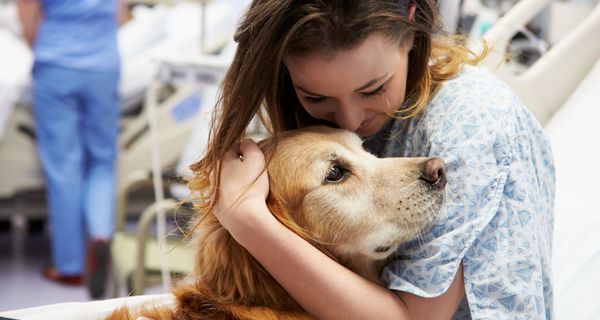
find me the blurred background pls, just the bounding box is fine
[0,0,599,318]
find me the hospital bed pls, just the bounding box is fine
[2,0,600,317]
[110,37,271,298]
[110,54,232,297]
[0,2,36,201]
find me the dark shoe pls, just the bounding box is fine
[41,266,83,286]
[87,239,110,299]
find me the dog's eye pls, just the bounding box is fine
[325,165,345,183]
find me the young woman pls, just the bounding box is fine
[194,0,555,319]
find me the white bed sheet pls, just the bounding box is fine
[545,58,600,320]
[0,294,173,320]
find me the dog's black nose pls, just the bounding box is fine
[421,158,446,189]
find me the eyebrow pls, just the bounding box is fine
[296,73,390,97]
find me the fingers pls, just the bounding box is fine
[223,138,261,158]
[211,137,270,226]
[239,138,264,164]
[219,138,266,178]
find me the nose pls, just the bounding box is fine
[333,102,363,132]
[420,158,446,189]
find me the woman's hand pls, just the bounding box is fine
[214,138,272,237]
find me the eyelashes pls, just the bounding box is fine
[363,82,387,99]
[302,82,388,104]
[304,96,326,104]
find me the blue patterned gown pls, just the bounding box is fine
[363,65,555,319]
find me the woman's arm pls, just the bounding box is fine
[216,139,465,320]
[16,0,42,48]
[234,205,465,320]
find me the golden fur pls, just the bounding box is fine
[106,126,445,319]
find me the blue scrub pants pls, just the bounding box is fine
[32,63,120,275]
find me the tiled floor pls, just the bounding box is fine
[0,183,174,311]
[0,223,95,311]
[0,195,169,313]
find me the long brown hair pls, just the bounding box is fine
[190,0,484,206]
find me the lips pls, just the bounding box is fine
[357,116,375,133]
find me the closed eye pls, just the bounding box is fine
[361,82,387,99]
[302,79,388,104]
[304,96,326,104]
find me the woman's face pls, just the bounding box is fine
[285,32,412,137]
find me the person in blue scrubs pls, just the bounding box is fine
[17,0,126,299]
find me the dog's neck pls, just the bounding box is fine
[336,252,388,284]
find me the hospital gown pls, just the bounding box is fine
[363,65,555,319]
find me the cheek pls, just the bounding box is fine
[378,80,408,113]
[385,92,405,113]
[362,91,406,116]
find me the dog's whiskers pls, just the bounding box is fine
[412,214,425,249]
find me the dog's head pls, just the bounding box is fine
[175,125,447,314]
[265,126,446,262]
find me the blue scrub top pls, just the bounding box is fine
[34,0,120,71]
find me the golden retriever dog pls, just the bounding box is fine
[107,125,446,320]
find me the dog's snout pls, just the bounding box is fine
[420,158,446,189]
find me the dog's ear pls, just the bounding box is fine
[265,189,292,224]
[257,136,276,161]
[265,190,339,263]
[266,190,307,238]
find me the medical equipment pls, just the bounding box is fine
[112,0,251,297]
[111,55,231,296]
[110,29,271,295]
